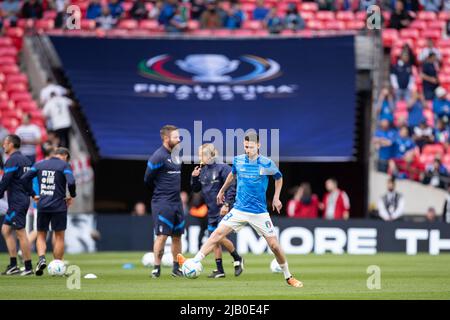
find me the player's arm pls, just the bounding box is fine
[64,164,77,198]
[20,166,38,197]
[191,166,202,192]
[217,172,235,205]
[272,161,283,214]
[144,154,164,188]
[222,165,236,206]
[0,160,19,198]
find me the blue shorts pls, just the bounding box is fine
[152,202,185,236]
[37,211,67,232]
[2,209,27,230]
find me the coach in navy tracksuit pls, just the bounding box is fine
[21,147,76,276]
[191,144,243,278]
[0,135,34,275]
[144,125,184,278]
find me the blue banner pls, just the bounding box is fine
[51,36,356,161]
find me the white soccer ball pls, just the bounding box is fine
[181,259,203,279]
[162,253,173,267]
[270,258,282,273]
[142,252,155,268]
[47,259,66,276]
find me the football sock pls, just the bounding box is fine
[215,259,224,273]
[173,262,180,272]
[194,251,205,262]
[24,260,32,271]
[154,265,161,271]
[230,250,241,261]
[10,257,17,267]
[279,262,292,280]
[39,255,46,261]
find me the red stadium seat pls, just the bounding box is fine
[280,29,295,36]
[0,56,16,65]
[6,73,28,85]
[242,20,262,30]
[382,29,398,47]
[122,1,134,12]
[306,20,324,30]
[355,11,367,21]
[0,65,19,75]
[396,100,408,112]
[438,11,450,21]
[16,100,38,112]
[336,11,355,21]
[35,19,55,31]
[315,11,335,21]
[16,19,35,29]
[80,19,96,30]
[212,29,233,37]
[0,46,18,57]
[190,29,213,36]
[438,39,450,48]
[118,19,138,30]
[324,21,345,30]
[420,153,436,166]
[421,29,442,41]
[345,20,365,30]
[139,20,160,30]
[427,20,445,30]
[4,83,27,93]
[423,144,445,156]
[300,2,318,12]
[423,109,434,127]
[399,28,420,40]
[187,20,200,30]
[0,37,13,47]
[5,27,24,38]
[394,110,408,126]
[9,91,32,103]
[409,19,427,30]
[43,11,58,20]
[417,11,437,21]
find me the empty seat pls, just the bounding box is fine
[417,11,437,21]
[423,144,445,156]
[315,11,335,21]
[118,19,139,30]
[300,2,318,12]
[400,28,420,39]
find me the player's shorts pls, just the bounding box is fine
[219,208,276,238]
[37,211,67,232]
[207,215,222,236]
[152,202,185,236]
[2,208,27,230]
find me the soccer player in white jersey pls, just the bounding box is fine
[178,133,303,287]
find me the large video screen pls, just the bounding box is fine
[51,36,356,161]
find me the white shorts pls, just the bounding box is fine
[219,208,276,238]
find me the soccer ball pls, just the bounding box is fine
[142,252,155,268]
[181,259,203,279]
[270,258,282,273]
[47,260,66,276]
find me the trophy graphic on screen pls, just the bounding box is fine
[176,54,240,83]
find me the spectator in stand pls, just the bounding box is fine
[165,5,188,32]
[190,0,206,20]
[46,130,60,149]
[0,125,9,169]
[394,125,416,160]
[433,86,450,125]
[86,0,102,20]
[96,6,117,30]
[132,202,147,216]
[200,0,222,29]
[52,0,70,29]
[149,0,163,19]
[158,0,177,26]
[425,207,437,222]
[442,185,450,223]
[320,178,350,220]
[317,0,336,11]
[423,158,448,188]
[376,86,395,124]
[389,0,413,30]
[403,0,420,11]
[284,3,305,31]
[419,38,442,64]
[130,0,148,20]
[224,3,245,30]
[377,177,405,221]
[419,0,442,11]
[421,53,440,100]
[412,120,434,151]
[108,0,124,19]
[1,0,21,27]
[401,43,417,67]
[434,118,449,145]
[265,7,284,34]
[252,0,269,21]
[21,0,43,19]
[407,91,426,132]
[390,51,414,102]
[359,0,378,10]
[287,183,319,219]
[15,113,42,164]
[374,119,398,172]
[43,92,73,149]
[39,78,68,106]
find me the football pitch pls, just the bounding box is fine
[0,252,449,300]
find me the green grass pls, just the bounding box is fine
[1,252,450,300]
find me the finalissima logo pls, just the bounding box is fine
[138,54,282,84]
